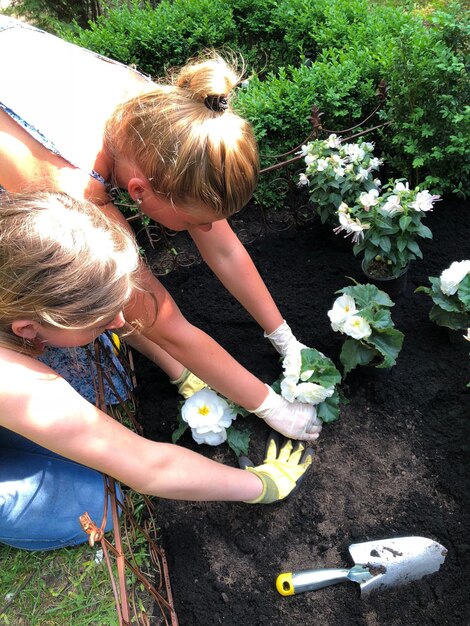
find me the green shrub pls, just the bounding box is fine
[376,6,470,196]
[48,0,470,203]
[63,0,237,76]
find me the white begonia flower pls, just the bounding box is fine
[298,173,309,186]
[181,388,237,446]
[369,157,383,170]
[280,376,299,403]
[330,154,345,166]
[334,213,370,243]
[294,383,335,405]
[393,181,409,193]
[304,154,316,166]
[440,260,470,296]
[282,348,302,379]
[300,369,314,381]
[344,163,354,174]
[363,141,374,151]
[328,294,357,332]
[344,144,366,163]
[381,195,403,216]
[359,189,379,209]
[192,429,227,446]
[334,167,346,178]
[355,167,370,182]
[409,190,440,212]
[316,158,329,172]
[327,134,342,149]
[343,315,372,340]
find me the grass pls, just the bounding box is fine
[0,542,119,625]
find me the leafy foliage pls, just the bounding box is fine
[331,284,404,376]
[416,264,470,330]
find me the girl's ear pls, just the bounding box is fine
[11,320,41,340]
[127,177,148,203]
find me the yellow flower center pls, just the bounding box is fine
[198,405,210,416]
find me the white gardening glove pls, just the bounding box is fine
[264,320,307,357]
[253,384,322,442]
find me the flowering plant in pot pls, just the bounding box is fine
[173,388,250,456]
[273,347,342,424]
[328,283,404,376]
[335,180,440,281]
[298,134,382,225]
[415,260,470,331]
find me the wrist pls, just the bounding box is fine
[243,468,278,504]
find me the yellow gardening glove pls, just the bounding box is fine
[241,432,314,504]
[170,367,208,399]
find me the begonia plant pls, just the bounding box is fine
[328,283,404,376]
[173,388,250,456]
[298,134,382,225]
[336,180,440,278]
[273,347,342,423]
[416,260,470,330]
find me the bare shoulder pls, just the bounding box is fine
[0,347,85,436]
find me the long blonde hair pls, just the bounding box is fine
[105,52,259,217]
[0,191,140,356]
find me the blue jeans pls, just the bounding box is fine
[0,336,128,551]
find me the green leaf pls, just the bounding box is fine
[171,419,188,444]
[399,215,412,231]
[226,425,251,457]
[337,283,393,308]
[365,328,404,368]
[300,348,342,388]
[457,274,470,309]
[317,391,341,423]
[429,305,469,330]
[406,240,422,258]
[340,339,377,376]
[361,307,393,330]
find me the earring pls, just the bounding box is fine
[136,198,143,206]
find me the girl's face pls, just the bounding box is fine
[141,193,221,232]
[34,311,126,351]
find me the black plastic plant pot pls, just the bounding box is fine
[361,259,409,299]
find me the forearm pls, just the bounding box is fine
[124,271,267,410]
[128,441,263,501]
[120,323,184,380]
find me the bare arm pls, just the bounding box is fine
[0,352,263,502]
[190,220,284,334]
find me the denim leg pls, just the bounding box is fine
[0,428,116,551]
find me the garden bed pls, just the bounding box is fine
[134,197,469,626]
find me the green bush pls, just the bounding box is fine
[48,0,470,203]
[62,0,237,76]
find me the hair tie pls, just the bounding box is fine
[204,95,229,113]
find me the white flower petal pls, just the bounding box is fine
[295,382,334,405]
[343,315,372,339]
[440,260,470,295]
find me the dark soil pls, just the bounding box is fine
[133,197,470,626]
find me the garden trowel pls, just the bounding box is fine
[276,536,447,597]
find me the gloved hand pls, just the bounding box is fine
[264,320,307,357]
[240,432,314,504]
[170,367,208,399]
[253,384,322,441]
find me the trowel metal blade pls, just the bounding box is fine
[348,536,447,595]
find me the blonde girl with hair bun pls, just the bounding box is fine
[0,191,313,551]
[0,16,321,443]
